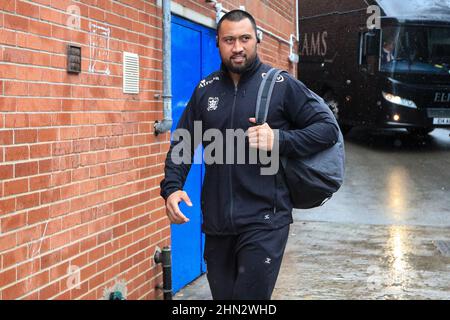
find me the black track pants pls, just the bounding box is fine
[203,225,290,300]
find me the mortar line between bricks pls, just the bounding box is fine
[0,163,165,189]
[0,152,165,182]
[0,77,163,90]
[0,164,164,224]
[0,96,161,102]
[0,111,163,116]
[0,109,162,112]
[0,70,163,81]
[0,58,163,73]
[0,126,160,136]
[1,144,165,161]
[0,49,163,70]
[0,78,163,90]
[0,39,163,62]
[0,132,164,149]
[0,171,166,223]
[5,0,164,35]
[20,0,164,23]
[1,14,164,51]
[0,142,167,165]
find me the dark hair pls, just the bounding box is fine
[217,10,259,41]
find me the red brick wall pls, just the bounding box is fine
[0,0,297,300]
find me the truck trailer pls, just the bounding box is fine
[297,0,450,136]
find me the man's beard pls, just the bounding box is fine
[222,51,257,74]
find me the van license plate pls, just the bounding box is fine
[433,118,450,125]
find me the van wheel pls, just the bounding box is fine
[407,127,433,136]
[323,91,353,135]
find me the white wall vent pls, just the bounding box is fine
[123,52,139,94]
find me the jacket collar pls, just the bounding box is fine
[220,55,263,85]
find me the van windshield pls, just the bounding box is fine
[380,25,450,76]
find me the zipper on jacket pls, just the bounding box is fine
[229,85,238,233]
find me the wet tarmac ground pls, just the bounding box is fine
[175,129,450,300]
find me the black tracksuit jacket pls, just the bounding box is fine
[160,56,339,235]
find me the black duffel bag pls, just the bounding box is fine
[255,68,345,209]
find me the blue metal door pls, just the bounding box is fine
[170,15,221,293]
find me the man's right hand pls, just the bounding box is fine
[165,190,192,224]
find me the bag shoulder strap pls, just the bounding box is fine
[255,68,284,125]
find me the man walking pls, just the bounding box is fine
[160,10,339,300]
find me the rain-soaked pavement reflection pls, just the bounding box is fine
[271,222,450,300]
[175,129,450,300]
[387,167,409,217]
[386,226,414,297]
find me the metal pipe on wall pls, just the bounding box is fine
[154,0,173,135]
[154,246,173,300]
[296,0,300,41]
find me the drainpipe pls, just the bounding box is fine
[296,0,299,41]
[154,246,173,300]
[154,0,173,136]
[289,0,300,64]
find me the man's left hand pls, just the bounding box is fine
[248,118,274,151]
